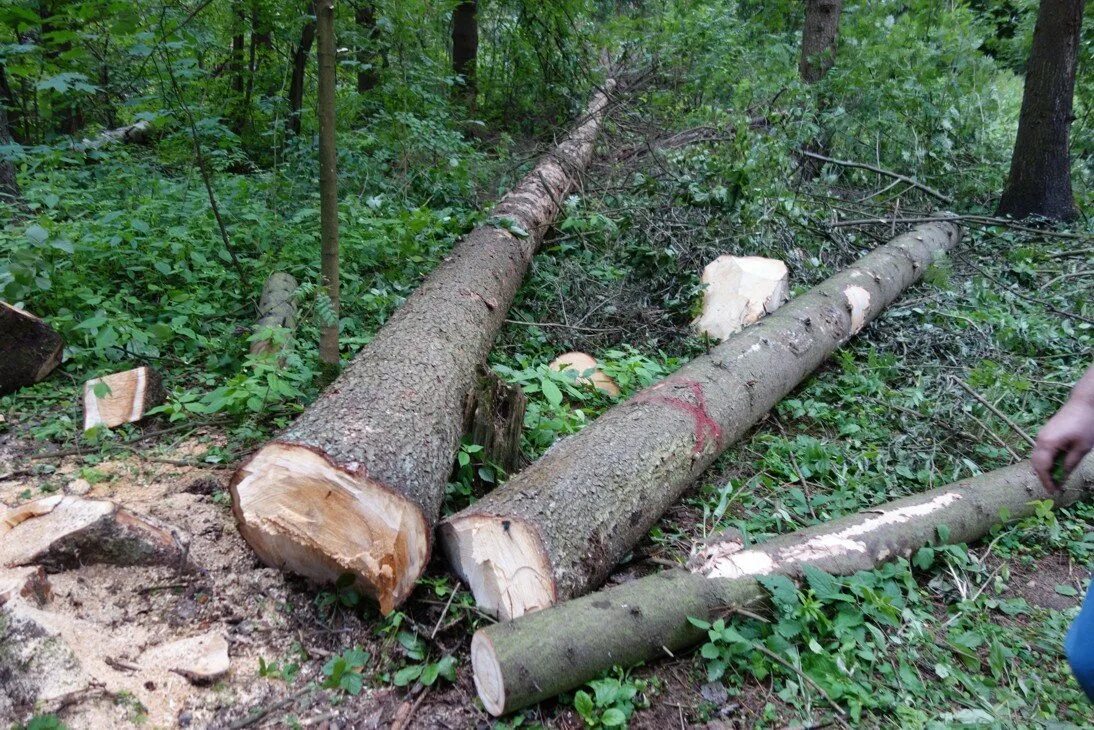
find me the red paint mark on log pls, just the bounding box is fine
[635,379,722,455]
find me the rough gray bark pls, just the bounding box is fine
[798,0,843,179]
[250,272,298,358]
[471,455,1094,715]
[316,0,340,366]
[996,0,1082,221]
[799,0,843,84]
[231,77,617,613]
[71,120,152,152]
[0,302,63,396]
[356,3,379,94]
[441,222,961,620]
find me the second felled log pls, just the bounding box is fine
[441,222,961,620]
[231,76,617,613]
[0,302,63,396]
[249,272,298,358]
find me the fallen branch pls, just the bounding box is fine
[951,376,1035,448]
[829,214,1090,241]
[232,73,618,613]
[470,455,1094,715]
[797,151,953,204]
[441,223,961,620]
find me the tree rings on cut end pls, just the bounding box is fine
[230,443,429,613]
[439,514,555,620]
[471,630,507,716]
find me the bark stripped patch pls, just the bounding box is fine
[635,379,722,455]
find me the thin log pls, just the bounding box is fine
[471,455,1094,715]
[250,272,298,358]
[798,150,953,204]
[441,222,961,620]
[231,75,617,613]
[0,302,63,396]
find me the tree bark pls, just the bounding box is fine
[0,99,19,203]
[0,302,63,396]
[287,16,317,136]
[231,76,617,613]
[452,1,478,103]
[798,0,843,180]
[356,3,379,94]
[441,222,961,621]
[250,272,298,358]
[996,0,1082,222]
[229,1,247,135]
[471,455,1094,716]
[316,0,340,366]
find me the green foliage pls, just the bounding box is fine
[321,646,371,695]
[391,631,457,688]
[571,669,653,728]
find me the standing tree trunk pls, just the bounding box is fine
[287,16,317,136]
[798,0,843,180]
[470,455,1094,716]
[996,0,1082,222]
[452,1,478,103]
[229,1,247,135]
[356,3,379,94]
[231,77,617,614]
[441,222,961,621]
[0,100,20,204]
[316,0,340,366]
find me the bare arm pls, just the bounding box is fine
[1032,366,1094,493]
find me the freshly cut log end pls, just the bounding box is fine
[0,494,188,571]
[230,443,430,613]
[694,255,789,341]
[471,632,506,716]
[440,514,554,620]
[83,366,165,431]
[0,302,64,396]
[548,352,620,397]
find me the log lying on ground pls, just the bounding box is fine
[441,222,961,620]
[0,302,63,396]
[472,455,1094,715]
[82,366,165,431]
[249,272,298,358]
[0,495,189,571]
[72,120,153,152]
[231,76,617,613]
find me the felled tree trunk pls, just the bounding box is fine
[441,222,961,621]
[232,75,617,613]
[471,455,1094,715]
[71,121,153,153]
[0,302,63,396]
[250,272,298,358]
[996,0,1082,221]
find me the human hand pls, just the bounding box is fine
[1032,399,1094,494]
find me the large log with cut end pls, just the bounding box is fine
[0,302,63,396]
[471,455,1094,715]
[440,222,961,621]
[231,78,617,613]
